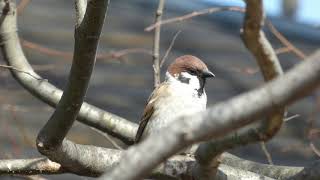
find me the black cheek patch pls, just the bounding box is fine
[178,74,190,84]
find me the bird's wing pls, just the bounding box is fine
[134,82,169,143]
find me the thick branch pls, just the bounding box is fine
[37,0,109,149]
[0,158,64,175]
[0,152,279,179]
[0,0,137,145]
[290,160,320,180]
[242,0,285,146]
[152,0,165,88]
[0,146,317,179]
[242,0,283,80]
[194,0,285,178]
[220,152,320,179]
[0,0,135,177]
[221,153,302,179]
[35,0,111,163]
[40,140,123,176]
[100,50,320,179]
[75,0,86,27]
[153,156,275,180]
[25,1,130,176]
[0,143,122,177]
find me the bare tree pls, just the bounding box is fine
[1,0,320,179]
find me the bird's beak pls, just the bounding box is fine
[202,69,215,78]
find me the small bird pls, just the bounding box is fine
[135,55,214,146]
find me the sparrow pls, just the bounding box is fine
[135,55,214,146]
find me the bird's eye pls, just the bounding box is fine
[188,69,197,75]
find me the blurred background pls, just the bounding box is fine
[0,0,320,179]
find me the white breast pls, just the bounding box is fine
[142,72,207,139]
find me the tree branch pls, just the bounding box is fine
[21,39,152,61]
[152,0,165,88]
[222,152,320,179]
[145,5,305,62]
[75,0,86,27]
[1,1,319,179]
[0,64,44,80]
[34,0,112,165]
[160,30,181,67]
[221,153,301,179]
[266,21,306,60]
[0,158,64,175]
[145,6,244,32]
[16,0,31,15]
[242,0,285,145]
[260,141,274,165]
[0,144,123,177]
[0,1,137,177]
[0,0,137,145]
[100,48,320,179]
[194,0,285,178]
[2,150,320,179]
[36,0,109,149]
[21,0,134,176]
[0,152,278,179]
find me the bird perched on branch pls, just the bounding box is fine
[135,55,214,151]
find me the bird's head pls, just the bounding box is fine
[167,55,214,96]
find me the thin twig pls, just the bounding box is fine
[9,105,34,147]
[160,30,181,67]
[145,5,305,62]
[310,142,320,157]
[0,111,20,156]
[305,92,320,138]
[152,0,166,88]
[260,142,274,165]
[99,48,152,60]
[89,127,123,150]
[284,114,300,122]
[275,47,291,54]
[230,66,259,75]
[16,0,31,15]
[0,64,44,81]
[21,39,72,59]
[32,64,56,71]
[307,93,320,157]
[22,39,152,61]
[145,6,244,32]
[266,21,306,60]
[309,129,320,139]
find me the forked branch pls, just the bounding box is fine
[0,0,137,145]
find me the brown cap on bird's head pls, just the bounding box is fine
[167,55,215,78]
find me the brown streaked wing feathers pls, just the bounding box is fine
[134,82,169,143]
